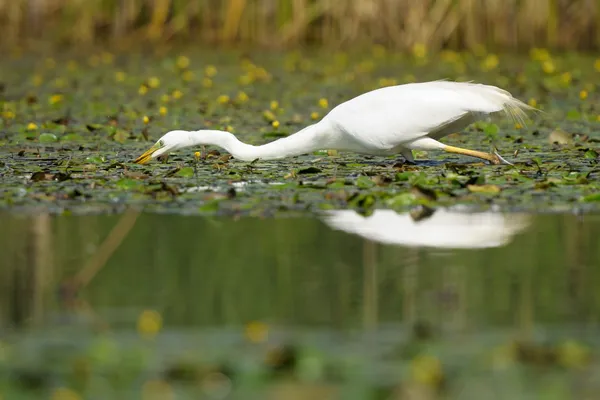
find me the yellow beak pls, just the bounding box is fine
[133,143,161,164]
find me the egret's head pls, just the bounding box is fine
[133,130,190,164]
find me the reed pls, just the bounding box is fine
[0,0,598,50]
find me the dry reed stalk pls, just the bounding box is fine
[0,0,598,50]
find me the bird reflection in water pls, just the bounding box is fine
[321,207,530,249]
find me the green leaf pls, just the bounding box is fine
[115,178,143,190]
[386,192,417,207]
[113,129,129,144]
[86,156,105,164]
[581,193,600,202]
[63,133,84,141]
[175,167,195,178]
[39,133,58,143]
[356,176,375,189]
[394,172,413,182]
[566,109,581,120]
[483,123,499,137]
[584,150,598,159]
[199,199,221,212]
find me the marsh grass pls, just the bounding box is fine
[0,0,599,50]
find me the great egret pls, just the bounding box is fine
[321,208,530,249]
[134,81,533,165]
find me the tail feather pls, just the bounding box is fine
[486,84,538,127]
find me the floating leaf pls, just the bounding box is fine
[387,192,417,207]
[581,193,600,202]
[39,133,58,143]
[356,176,376,189]
[467,184,501,194]
[175,167,195,178]
[584,149,598,159]
[86,156,105,164]
[115,178,143,190]
[549,130,572,145]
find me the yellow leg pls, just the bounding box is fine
[443,145,511,165]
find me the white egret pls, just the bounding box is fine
[134,80,533,165]
[321,208,530,249]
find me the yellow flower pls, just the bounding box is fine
[115,71,126,82]
[528,98,538,108]
[412,43,427,59]
[217,95,230,105]
[172,90,183,100]
[238,74,253,86]
[50,387,80,400]
[270,100,279,110]
[481,54,499,71]
[194,151,201,160]
[139,85,148,95]
[176,55,190,69]
[159,106,167,116]
[542,60,555,74]
[182,71,195,81]
[244,321,268,343]
[205,65,217,77]
[560,72,572,85]
[137,310,162,338]
[311,112,320,120]
[530,48,551,62]
[226,125,234,132]
[2,111,15,119]
[202,78,213,88]
[514,123,522,130]
[49,94,64,105]
[263,110,276,121]
[318,98,328,108]
[272,120,280,128]
[237,91,249,103]
[143,116,150,124]
[148,77,160,88]
[27,122,38,130]
[580,90,588,100]
[595,59,600,72]
[411,355,443,386]
[378,78,397,87]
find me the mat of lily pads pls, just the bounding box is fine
[1,49,599,216]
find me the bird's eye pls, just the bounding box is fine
[158,140,164,147]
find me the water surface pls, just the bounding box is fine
[1,210,600,398]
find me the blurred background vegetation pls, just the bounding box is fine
[0,0,599,50]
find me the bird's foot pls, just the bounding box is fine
[490,150,513,166]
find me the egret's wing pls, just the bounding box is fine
[327,81,531,150]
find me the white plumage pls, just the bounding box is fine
[134,80,533,165]
[321,209,531,249]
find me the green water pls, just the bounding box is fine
[1,210,600,398]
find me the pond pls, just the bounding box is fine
[1,209,600,399]
[1,50,599,216]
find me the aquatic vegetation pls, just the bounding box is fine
[0,49,599,216]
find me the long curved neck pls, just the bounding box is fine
[189,121,334,162]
